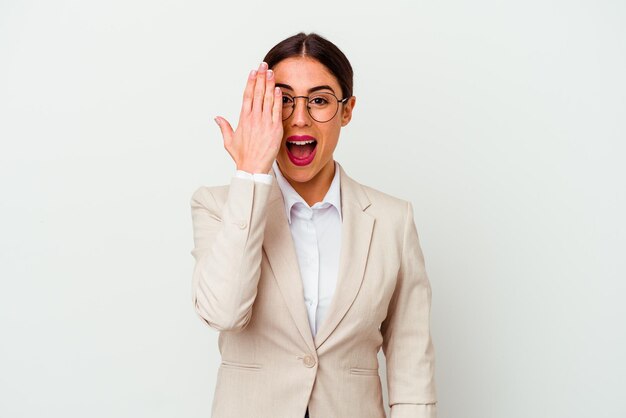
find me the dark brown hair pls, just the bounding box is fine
[263,32,354,99]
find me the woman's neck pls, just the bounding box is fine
[284,160,336,207]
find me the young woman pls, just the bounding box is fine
[190,32,437,418]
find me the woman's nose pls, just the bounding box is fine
[290,98,312,127]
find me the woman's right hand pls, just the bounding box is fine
[214,62,283,174]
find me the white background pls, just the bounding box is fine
[1,0,625,417]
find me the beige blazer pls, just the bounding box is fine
[190,162,437,418]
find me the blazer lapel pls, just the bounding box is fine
[263,170,316,354]
[313,163,374,349]
[262,163,375,353]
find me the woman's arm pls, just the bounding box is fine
[190,177,272,332]
[381,201,438,418]
[190,62,282,332]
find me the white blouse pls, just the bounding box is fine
[234,159,342,337]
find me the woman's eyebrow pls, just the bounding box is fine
[275,83,336,94]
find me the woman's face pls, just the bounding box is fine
[272,56,356,185]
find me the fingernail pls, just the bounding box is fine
[266,69,273,79]
[214,117,220,126]
[249,69,257,78]
[259,62,268,70]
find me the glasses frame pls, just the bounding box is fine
[281,91,350,123]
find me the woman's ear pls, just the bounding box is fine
[341,96,356,126]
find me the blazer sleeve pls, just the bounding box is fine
[190,176,273,332]
[380,201,438,418]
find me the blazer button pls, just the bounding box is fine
[303,354,316,368]
[238,221,247,229]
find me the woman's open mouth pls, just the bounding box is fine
[286,135,317,166]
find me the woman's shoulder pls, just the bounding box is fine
[354,180,413,222]
[360,182,409,206]
[339,163,410,211]
[190,184,230,209]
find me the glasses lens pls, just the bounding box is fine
[308,93,338,122]
[281,93,339,122]
[282,95,294,120]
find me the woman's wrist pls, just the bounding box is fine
[236,164,271,175]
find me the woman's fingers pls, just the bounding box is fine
[252,62,268,116]
[263,69,275,115]
[215,62,282,174]
[241,62,279,122]
[271,87,282,125]
[214,116,234,150]
[240,69,257,118]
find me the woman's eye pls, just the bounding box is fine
[282,96,294,105]
[311,97,329,105]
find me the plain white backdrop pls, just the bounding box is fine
[1,0,625,417]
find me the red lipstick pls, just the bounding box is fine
[285,135,318,166]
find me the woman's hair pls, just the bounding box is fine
[263,32,354,99]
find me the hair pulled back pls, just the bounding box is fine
[263,32,354,99]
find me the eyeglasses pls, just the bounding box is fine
[281,91,349,123]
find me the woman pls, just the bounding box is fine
[190,32,437,418]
